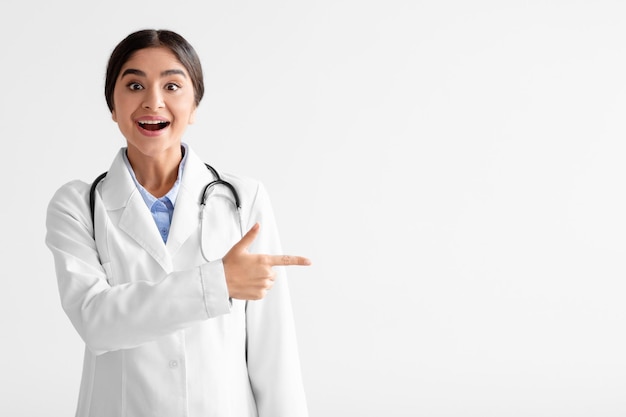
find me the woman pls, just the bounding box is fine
[45,29,310,417]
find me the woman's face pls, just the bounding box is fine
[111,46,197,160]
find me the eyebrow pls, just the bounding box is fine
[121,68,187,78]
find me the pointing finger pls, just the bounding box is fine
[269,255,312,266]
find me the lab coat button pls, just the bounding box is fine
[169,360,178,368]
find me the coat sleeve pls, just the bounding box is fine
[244,182,309,417]
[45,181,231,355]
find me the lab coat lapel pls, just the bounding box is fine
[118,192,173,271]
[101,150,173,272]
[165,148,214,256]
[165,186,196,256]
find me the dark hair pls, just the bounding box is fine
[104,29,204,112]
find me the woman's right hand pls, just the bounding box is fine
[222,223,311,300]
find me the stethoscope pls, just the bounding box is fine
[89,163,244,262]
[198,163,244,262]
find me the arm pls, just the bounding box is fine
[45,181,230,355]
[243,183,309,417]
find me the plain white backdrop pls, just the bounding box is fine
[2,0,626,416]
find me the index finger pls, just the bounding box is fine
[269,255,312,266]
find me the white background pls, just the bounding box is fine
[2,1,626,416]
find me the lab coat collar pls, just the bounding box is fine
[100,146,216,271]
[166,147,216,256]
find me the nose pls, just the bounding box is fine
[142,87,165,110]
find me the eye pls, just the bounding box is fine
[165,83,181,91]
[127,82,143,91]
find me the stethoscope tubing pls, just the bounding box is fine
[90,163,243,256]
[199,178,244,262]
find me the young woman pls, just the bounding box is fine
[46,29,310,417]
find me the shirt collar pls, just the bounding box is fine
[122,142,189,208]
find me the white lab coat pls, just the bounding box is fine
[45,146,308,417]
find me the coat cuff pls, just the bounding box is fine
[199,260,231,318]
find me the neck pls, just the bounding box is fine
[126,145,183,197]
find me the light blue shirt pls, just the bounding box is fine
[122,143,189,243]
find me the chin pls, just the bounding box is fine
[128,137,181,157]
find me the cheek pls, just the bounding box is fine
[112,88,136,115]
[171,100,197,124]
[112,99,134,124]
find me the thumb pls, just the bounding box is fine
[231,222,260,253]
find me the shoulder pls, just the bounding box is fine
[185,146,273,207]
[48,180,91,210]
[46,180,92,229]
[219,171,272,205]
[220,171,262,193]
[48,149,122,215]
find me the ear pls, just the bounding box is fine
[188,107,197,125]
[111,109,117,123]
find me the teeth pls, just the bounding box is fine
[139,120,167,124]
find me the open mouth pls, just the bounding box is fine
[138,120,171,131]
